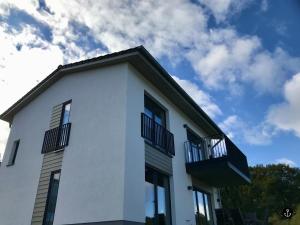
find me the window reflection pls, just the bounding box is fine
[145,167,171,225]
[144,95,166,127]
[62,103,71,125]
[197,191,206,225]
[145,181,155,225]
[193,189,214,225]
[204,194,211,223]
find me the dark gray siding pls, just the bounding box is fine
[31,104,64,225]
[145,143,172,175]
[49,104,63,129]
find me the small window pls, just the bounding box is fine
[7,140,20,166]
[61,101,71,126]
[43,170,61,225]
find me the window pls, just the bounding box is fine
[193,189,214,225]
[42,100,72,153]
[144,95,166,127]
[7,140,20,166]
[145,167,171,225]
[43,170,61,225]
[58,101,71,147]
[60,101,71,126]
[186,130,206,162]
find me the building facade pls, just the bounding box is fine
[0,46,250,225]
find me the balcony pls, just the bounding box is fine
[141,113,175,156]
[41,123,72,153]
[185,136,250,187]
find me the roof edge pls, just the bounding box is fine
[0,45,223,136]
[0,46,143,122]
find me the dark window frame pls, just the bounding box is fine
[43,170,61,225]
[55,99,72,151]
[185,126,207,162]
[143,94,175,156]
[145,166,172,225]
[7,139,20,166]
[144,94,167,128]
[193,187,214,225]
[59,100,72,127]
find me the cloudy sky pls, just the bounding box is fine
[0,0,300,167]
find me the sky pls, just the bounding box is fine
[0,0,300,167]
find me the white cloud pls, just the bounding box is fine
[275,158,297,167]
[201,0,252,22]
[1,0,299,97]
[171,76,222,118]
[219,115,275,145]
[0,0,300,149]
[0,25,64,112]
[186,29,300,95]
[45,0,207,58]
[0,24,64,160]
[267,73,300,137]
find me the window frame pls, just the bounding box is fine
[144,94,167,128]
[59,100,72,127]
[193,187,214,225]
[7,139,20,166]
[186,128,206,162]
[145,166,172,225]
[42,170,61,225]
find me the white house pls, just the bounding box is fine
[0,46,250,225]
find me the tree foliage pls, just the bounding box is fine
[221,164,300,222]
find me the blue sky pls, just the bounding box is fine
[0,0,299,167]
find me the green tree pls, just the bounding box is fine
[221,164,300,223]
[269,205,300,225]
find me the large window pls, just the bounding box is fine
[143,95,175,155]
[145,167,171,225]
[144,95,166,127]
[7,140,20,166]
[193,189,214,225]
[43,170,61,225]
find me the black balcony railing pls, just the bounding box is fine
[141,113,175,156]
[184,141,206,163]
[185,135,250,178]
[225,136,250,178]
[185,138,227,163]
[41,123,71,153]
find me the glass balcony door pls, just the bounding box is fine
[145,167,171,225]
[193,189,214,225]
[187,130,206,162]
[58,101,71,147]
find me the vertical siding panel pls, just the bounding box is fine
[31,104,64,225]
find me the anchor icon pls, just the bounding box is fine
[281,207,294,219]
[284,209,292,218]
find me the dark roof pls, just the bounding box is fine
[0,46,223,135]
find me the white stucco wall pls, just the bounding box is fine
[0,63,129,225]
[0,81,57,225]
[0,62,218,225]
[123,64,217,225]
[53,64,128,225]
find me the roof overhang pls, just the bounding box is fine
[0,46,223,136]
